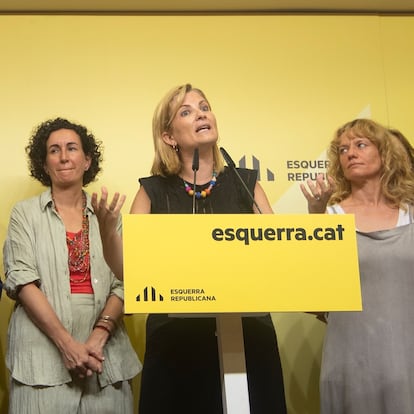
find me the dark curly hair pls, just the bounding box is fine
[25,117,103,187]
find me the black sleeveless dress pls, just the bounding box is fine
[138,167,287,414]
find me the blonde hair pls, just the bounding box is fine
[389,128,414,170]
[327,118,414,208]
[150,83,225,176]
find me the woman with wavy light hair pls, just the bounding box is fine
[301,119,414,414]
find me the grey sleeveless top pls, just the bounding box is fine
[321,206,414,414]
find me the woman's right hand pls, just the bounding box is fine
[300,173,335,214]
[60,337,104,378]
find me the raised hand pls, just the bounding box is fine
[300,173,336,213]
[91,186,126,236]
[91,187,125,279]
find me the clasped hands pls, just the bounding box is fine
[61,324,114,379]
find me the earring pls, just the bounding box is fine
[172,144,179,152]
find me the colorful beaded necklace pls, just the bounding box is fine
[53,192,90,281]
[183,171,217,199]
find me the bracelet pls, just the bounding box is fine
[94,324,112,336]
[99,315,117,325]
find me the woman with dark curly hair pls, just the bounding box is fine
[3,118,141,414]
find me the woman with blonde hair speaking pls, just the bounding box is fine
[94,84,287,414]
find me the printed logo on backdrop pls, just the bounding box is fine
[135,286,216,302]
[239,155,275,181]
[286,159,329,182]
[239,153,329,183]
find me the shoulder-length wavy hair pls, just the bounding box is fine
[327,118,414,208]
[150,83,224,176]
[389,128,414,170]
[25,117,103,187]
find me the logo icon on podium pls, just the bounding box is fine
[136,286,164,302]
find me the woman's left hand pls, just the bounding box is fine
[85,329,108,369]
[91,187,125,279]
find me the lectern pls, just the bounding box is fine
[123,214,361,413]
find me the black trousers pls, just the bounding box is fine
[138,314,287,414]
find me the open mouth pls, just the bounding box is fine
[196,124,211,133]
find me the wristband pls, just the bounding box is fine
[99,315,117,325]
[94,324,112,336]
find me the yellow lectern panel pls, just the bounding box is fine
[122,214,361,313]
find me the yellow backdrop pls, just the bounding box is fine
[1,14,413,413]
